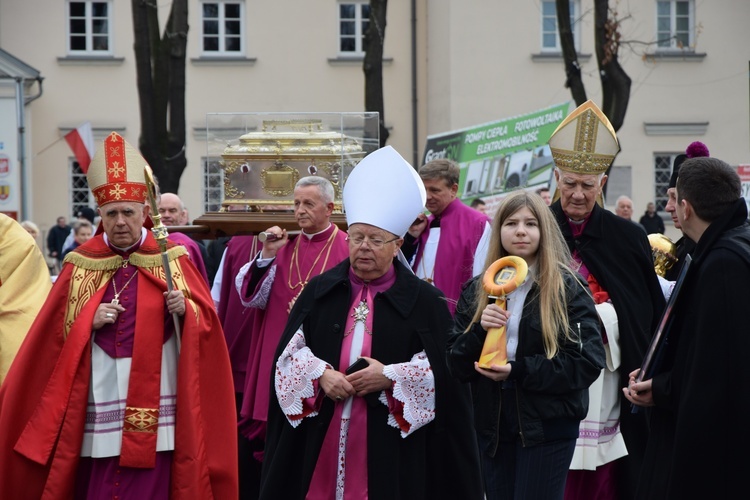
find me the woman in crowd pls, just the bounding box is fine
[447,190,605,500]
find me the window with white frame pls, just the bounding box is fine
[201,1,244,55]
[653,153,677,212]
[67,1,113,55]
[339,2,370,55]
[656,0,693,50]
[70,158,97,216]
[541,0,580,52]
[203,157,224,213]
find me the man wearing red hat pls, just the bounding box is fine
[0,132,237,499]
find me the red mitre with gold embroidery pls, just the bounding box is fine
[87,132,148,206]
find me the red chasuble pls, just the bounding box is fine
[0,232,238,499]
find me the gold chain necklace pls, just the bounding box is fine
[420,254,436,284]
[287,226,339,290]
[286,226,339,313]
[111,268,139,306]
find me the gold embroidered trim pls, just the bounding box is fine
[63,245,189,339]
[123,406,159,433]
[63,245,187,271]
[549,147,615,175]
[64,253,123,271]
[66,266,115,338]
[129,246,187,267]
[149,257,200,326]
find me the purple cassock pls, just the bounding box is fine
[217,235,262,393]
[167,232,209,284]
[411,198,489,315]
[237,224,349,445]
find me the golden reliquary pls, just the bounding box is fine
[648,233,678,277]
[220,119,366,213]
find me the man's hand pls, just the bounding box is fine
[260,225,288,260]
[320,368,356,402]
[165,289,186,316]
[623,368,655,407]
[345,357,391,397]
[92,302,126,330]
[408,214,428,239]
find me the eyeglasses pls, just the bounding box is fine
[346,234,400,249]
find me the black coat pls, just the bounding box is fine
[551,201,666,498]
[638,199,750,499]
[259,259,484,500]
[664,235,696,281]
[447,272,605,455]
[639,212,665,234]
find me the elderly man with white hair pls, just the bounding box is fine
[547,101,665,500]
[259,146,483,500]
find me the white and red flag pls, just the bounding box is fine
[64,122,95,173]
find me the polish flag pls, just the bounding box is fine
[64,122,95,173]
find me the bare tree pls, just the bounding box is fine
[131,0,188,194]
[363,0,389,147]
[556,0,631,131]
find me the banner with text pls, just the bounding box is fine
[421,102,571,215]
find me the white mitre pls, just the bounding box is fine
[343,145,426,237]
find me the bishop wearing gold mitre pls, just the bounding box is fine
[546,101,666,500]
[0,132,237,499]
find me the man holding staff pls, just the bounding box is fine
[0,132,237,498]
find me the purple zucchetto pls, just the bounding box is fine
[669,141,709,188]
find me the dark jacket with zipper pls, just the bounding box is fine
[447,270,605,456]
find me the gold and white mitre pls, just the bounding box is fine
[549,100,620,175]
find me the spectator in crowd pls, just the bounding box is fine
[639,202,665,234]
[61,207,96,256]
[616,195,647,232]
[46,215,71,269]
[20,220,40,241]
[536,186,552,205]
[470,197,488,214]
[60,219,93,260]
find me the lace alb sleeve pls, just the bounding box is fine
[275,329,330,428]
[380,350,435,437]
[235,259,276,309]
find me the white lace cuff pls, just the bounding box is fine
[380,350,435,437]
[236,259,276,309]
[275,330,329,428]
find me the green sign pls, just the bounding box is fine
[421,102,571,212]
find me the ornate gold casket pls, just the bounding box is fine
[220,119,369,212]
[189,112,378,236]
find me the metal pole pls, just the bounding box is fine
[15,77,28,219]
